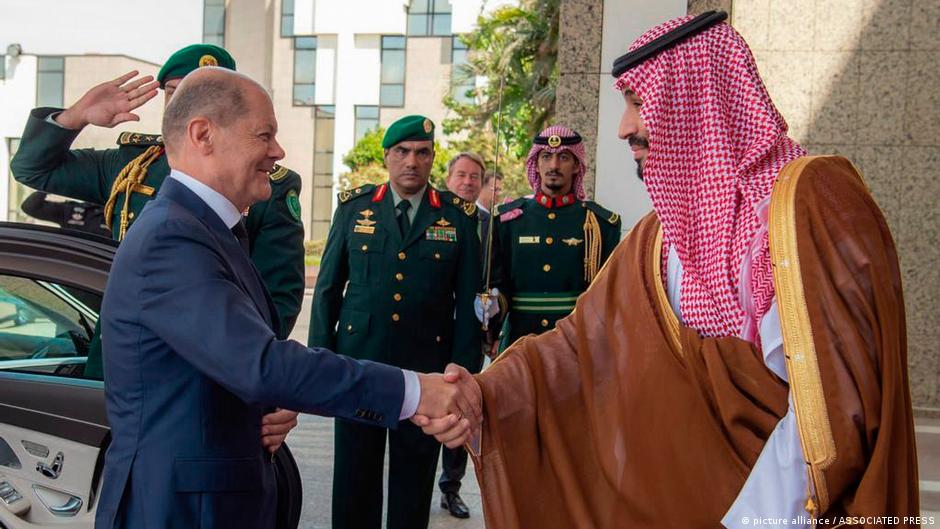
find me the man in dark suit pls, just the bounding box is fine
[97,68,478,529]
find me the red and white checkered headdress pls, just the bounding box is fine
[525,125,587,199]
[614,16,806,342]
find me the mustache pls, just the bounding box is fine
[544,171,563,178]
[628,136,649,149]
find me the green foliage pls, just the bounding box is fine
[342,127,386,172]
[442,0,559,201]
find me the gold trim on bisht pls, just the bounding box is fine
[652,226,682,356]
[105,145,164,240]
[768,155,836,516]
[583,210,602,283]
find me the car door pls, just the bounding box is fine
[0,223,302,529]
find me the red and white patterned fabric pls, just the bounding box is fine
[525,125,587,199]
[614,17,806,342]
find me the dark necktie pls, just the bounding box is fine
[231,220,250,254]
[396,200,411,238]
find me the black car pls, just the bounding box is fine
[0,223,302,528]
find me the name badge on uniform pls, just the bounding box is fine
[426,218,457,242]
[354,209,377,235]
[519,236,540,244]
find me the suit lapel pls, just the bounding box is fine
[159,179,274,327]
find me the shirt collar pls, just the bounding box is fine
[389,184,427,211]
[168,169,243,229]
[534,191,577,209]
[476,201,490,214]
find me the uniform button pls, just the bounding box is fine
[392,313,400,322]
[361,244,368,251]
[398,252,406,260]
[434,252,441,260]
[543,264,551,272]
[346,324,353,331]
[541,319,549,328]
[436,336,442,343]
[395,273,404,281]
[393,293,402,301]
[545,237,554,245]
[128,211,136,219]
[547,212,556,220]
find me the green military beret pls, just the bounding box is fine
[157,44,236,88]
[382,115,435,149]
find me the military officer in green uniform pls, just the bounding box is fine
[478,124,621,348]
[309,115,481,529]
[10,45,306,382]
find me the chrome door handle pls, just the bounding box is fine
[48,495,82,517]
[32,484,83,517]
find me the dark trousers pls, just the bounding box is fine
[332,419,440,529]
[438,445,468,494]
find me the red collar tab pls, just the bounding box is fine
[429,188,441,208]
[372,184,388,203]
[534,192,577,209]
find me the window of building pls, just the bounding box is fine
[312,106,335,239]
[380,36,406,107]
[293,37,317,106]
[451,36,474,104]
[407,0,452,36]
[354,106,380,142]
[281,0,294,37]
[203,0,226,46]
[36,57,64,108]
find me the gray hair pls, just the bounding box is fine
[446,152,486,177]
[161,67,250,151]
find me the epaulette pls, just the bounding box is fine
[495,197,527,223]
[583,201,621,225]
[338,184,376,204]
[440,190,477,217]
[268,163,291,182]
[117,132,163,147]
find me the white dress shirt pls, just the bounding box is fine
[664,244,809,529]
[168,170,421,420]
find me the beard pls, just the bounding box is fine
[628,136,649,182]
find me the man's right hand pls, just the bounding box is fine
[56,70,160,130]
[411,364,483,448]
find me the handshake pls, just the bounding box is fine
[411,364,483,449]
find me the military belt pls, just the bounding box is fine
[510,291,580,314]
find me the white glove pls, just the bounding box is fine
[474,288,501,323]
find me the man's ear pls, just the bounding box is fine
[187,117,213,155]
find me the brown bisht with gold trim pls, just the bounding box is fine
[470,156,918,528]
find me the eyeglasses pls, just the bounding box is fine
[389,146,434,162]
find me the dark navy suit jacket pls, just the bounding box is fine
[96,177,404,529]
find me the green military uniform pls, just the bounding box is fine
[10,109,306,377]
[9,43,305,380]
[492,191,621,347]
[308,180,481,529]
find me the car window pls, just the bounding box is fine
[0,275,99,380]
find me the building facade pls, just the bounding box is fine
[1,0,504,239]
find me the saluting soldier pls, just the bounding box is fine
[10,44,306,380]
[479,125,622,349]
[309,115,482,529]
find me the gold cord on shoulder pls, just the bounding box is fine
[583,210,602,283]
[105,145,164,240]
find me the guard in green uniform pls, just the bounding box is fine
[308,116,481,529]
[479,124,621,348]
[10,44,305,379]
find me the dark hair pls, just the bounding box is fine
[162,73,247,150]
